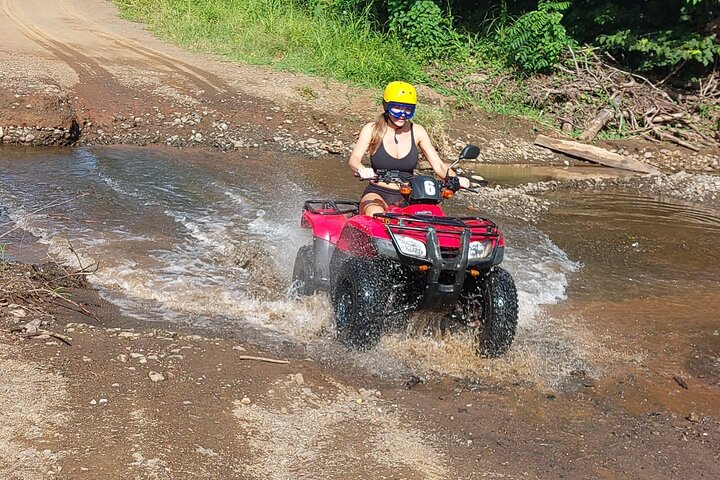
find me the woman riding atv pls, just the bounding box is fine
[348,81,471,216]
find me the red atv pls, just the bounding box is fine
[293,145,518,357]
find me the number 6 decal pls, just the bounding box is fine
[424,180,436,196]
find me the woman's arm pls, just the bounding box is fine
[348,123,374,173]
[415,124,455,178]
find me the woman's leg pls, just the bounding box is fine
[360,192,387,216]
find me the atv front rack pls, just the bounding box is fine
[375,212,500,237]
[303,200,359,216]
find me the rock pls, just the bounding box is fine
[241,396,252,405]
[232,345,246,352]
[293,373,304,385]
[148,371,165,382]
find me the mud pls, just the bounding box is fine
[1,1,719,478]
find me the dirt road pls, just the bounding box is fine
[0,1,718,479]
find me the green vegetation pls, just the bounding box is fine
[0,244,6,263]
[115,0,719,138]
[114,0,423,86]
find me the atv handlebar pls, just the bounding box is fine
[355,169,485,193]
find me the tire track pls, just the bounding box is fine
[52,0,226,95]
[1,0,114,84]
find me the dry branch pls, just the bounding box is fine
[534,135,661,174]
[237,355,290,365]
[579,108,614,141]
[524,50,718,148]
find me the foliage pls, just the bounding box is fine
[115,0,720,142]
[388,0,464,60]
[115,0,424,87]
[598,30,719,72]
[565,0,720,77]
[501,1,571,73]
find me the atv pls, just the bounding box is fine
[293,145,518,357]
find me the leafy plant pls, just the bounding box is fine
[298,85,318,100]
[502,1,571,73]
[388,0,463,60]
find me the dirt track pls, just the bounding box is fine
[1,1,719,479]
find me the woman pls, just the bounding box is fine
[348,81,470,216]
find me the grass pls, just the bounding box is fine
[114,0,423,86]
[113,0,559,135]
[0,244,5,262]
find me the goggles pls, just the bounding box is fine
[385,102,416,120]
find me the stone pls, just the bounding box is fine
[148,371,165,382]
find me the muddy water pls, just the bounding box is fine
[538,190,720,414]
[1,146,718,410]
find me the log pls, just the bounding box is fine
[534,135,661,174]
[579,108,614,141]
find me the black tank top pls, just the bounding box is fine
[370,124,418,174]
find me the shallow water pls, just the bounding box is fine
[1,146,718,406]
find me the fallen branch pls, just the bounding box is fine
[651,128,701,152]
[237,355,290,365]
[534,134,661,174]
[21,329,72,346]
[579,108,614,141]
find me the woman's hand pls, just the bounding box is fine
[357,167,376,180]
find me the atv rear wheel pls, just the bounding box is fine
[459,267,518,357]
[331,258,388,350]
[292,245,316,295]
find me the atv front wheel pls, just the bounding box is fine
[331,258,388,350]
[459,267,518,357]
[292,245,316,295]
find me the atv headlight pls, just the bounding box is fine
[395,235,426,258]
[468,240,493,260]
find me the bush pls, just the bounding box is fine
[502,1,571,74]
[388,0,463,60]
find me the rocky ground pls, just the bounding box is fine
[1,1,718,479]
[2,262,719,479]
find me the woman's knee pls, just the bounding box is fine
[360,194,387,215]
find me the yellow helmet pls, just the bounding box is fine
[383,81,417,105]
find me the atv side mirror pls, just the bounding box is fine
[459,144,480,160]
